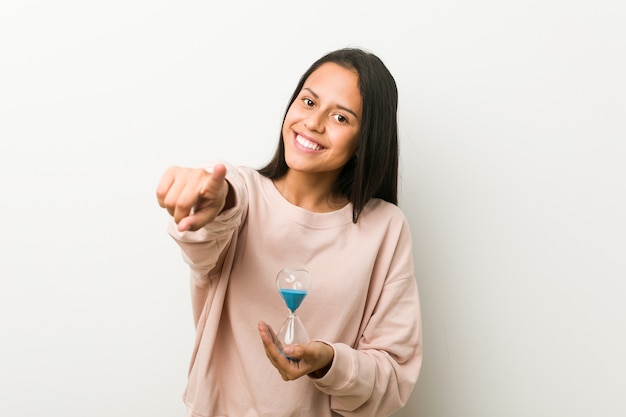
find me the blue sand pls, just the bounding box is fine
[279,288,307,312]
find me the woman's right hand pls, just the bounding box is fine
[156,163,230,232]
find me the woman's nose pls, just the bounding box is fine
[304,111,325,133]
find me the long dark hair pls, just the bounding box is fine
[258,47,399,223]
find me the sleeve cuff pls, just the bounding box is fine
[311,342,361,392]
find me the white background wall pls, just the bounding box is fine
[1,1,624,416]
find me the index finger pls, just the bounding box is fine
[199,163,227,198]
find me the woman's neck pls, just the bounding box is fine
[273,171,348,213]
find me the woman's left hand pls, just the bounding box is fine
[258,321,334,381]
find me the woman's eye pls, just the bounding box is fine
[334,114,347,123]
[303,98,314,107]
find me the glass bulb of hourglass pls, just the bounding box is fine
[275,268,311,361]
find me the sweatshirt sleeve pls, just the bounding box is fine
[167,163,248,325]
[312,217,423,416]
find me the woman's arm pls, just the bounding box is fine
[315,218,423,416]
[161,163,247,326]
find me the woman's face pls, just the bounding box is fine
[282,62,362,179]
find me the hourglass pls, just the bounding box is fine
[275,268,311,361]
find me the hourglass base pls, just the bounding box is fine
[276,313,309,361]
[279,348,301,363]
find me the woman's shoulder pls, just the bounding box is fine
[355,198,411,237]
[233,165,265,182]
[361,198,408,222]
[222,165,265,189]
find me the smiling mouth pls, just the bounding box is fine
[296,134,325,151]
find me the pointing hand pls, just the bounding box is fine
[156,164,231,231]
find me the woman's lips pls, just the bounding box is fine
[295,134,324,151]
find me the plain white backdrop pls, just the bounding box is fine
[1,1,625,416]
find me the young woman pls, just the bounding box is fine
[157,47,422,417]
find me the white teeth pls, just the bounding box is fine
[296,135,323,151]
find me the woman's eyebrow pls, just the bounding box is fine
[302,87,359,120]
